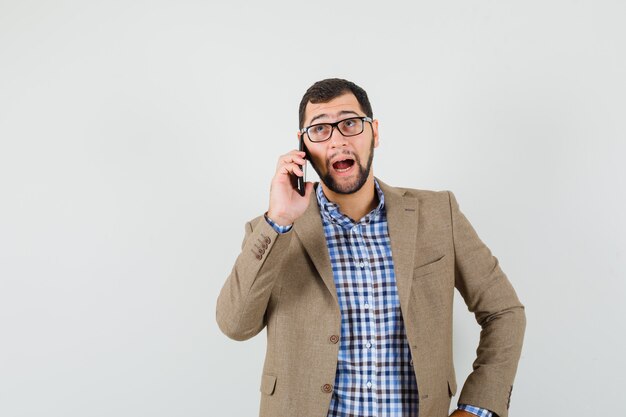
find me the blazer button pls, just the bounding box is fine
[255,254,262,260]
[264,236,271,244]
[321,384,333,393]
[329,335,339,344]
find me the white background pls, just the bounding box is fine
[1,1,625,416]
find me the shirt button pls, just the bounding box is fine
[364,303,369,309]
[365,342,371,349]
[329,335,339,344]
[359,261,365,268]
[366,381,372,389]
[321,384,333,393]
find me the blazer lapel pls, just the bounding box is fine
[293,184,338,305]
[377,178,420,310]
[292,179,419,309]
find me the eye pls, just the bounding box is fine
[343,119,356,128]
[339,118,363,134]
[307,124,331,139]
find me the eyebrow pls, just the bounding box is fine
[308,110,360,125]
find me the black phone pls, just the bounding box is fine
[295,137,306,196]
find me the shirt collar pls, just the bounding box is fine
[316,178,386,228]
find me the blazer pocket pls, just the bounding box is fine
[260,374,277,396]
[413,255,446,279]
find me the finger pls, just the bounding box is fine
[280,154,306,165]
[279,163,304,177]
[277,160,305,172]
[283,150,306,161]
[281,150,304,158]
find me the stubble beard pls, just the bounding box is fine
[308,137,375,195]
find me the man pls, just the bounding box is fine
[216,78,525,417]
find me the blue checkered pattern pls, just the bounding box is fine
[265,180,492,417]
[316,181,418,417]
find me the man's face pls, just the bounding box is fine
[299,93,379,195]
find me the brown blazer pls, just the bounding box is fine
[216,178,525,417]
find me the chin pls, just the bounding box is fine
[324,172,368,195]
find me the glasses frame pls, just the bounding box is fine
[300,116,373,143]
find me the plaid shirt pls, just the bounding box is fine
[265,180,492,417]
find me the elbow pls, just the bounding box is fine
[215,307,260,342]
[219,325,260,342]
[478,303,526,331]
[220,326,255,342]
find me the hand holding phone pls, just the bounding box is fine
[267,147,312,227]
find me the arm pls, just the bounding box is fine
[448,191,526,417]
[216,149,313,341]
[215,216,293,341]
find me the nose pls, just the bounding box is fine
[328,125,349,148]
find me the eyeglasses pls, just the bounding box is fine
[300,116,373,143]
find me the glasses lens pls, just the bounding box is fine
[338,118,364,136]
[307,124,332,142]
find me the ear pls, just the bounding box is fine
[371,119,380,148]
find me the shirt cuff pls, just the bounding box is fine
[264,212,293,234]
[458,404,494,417]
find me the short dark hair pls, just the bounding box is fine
[298,78,373,129]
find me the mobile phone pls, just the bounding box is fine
[295,137,307,196]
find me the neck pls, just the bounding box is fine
[320,174,378,222]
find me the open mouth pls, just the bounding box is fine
[332,158,355,173]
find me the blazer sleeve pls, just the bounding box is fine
[448,191,526,417]
[216,215,293,341]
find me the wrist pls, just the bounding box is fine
[266,210,293,227]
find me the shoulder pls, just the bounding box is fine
[377,178,453,207]
[397,186,450,200]
[399,188,455,218]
